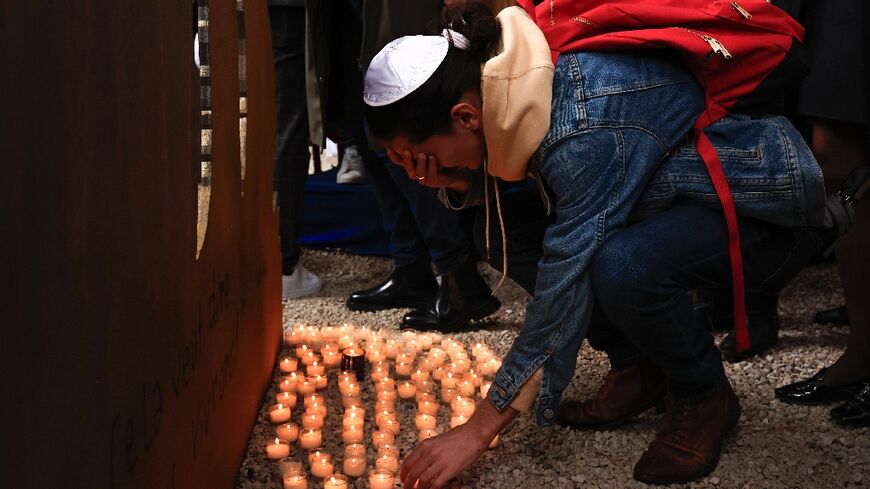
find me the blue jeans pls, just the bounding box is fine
[486,50,825,425]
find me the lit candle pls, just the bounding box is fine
[295,344,311,359]
[374,453,399,474]
[395,362,413,377]
[297,378,316,396]
[370,365,388,382]
[276,391,298,407]
[371,430,395,446]
[301,410,324,430]
[280,356,299,373]
[397,380,417,399]
[377,378,396,391]
[376,389,397,402]
[338,382,360,396]
[323,350,340,368]
[417,399,439,416]
[266,438,291,460]
[313,374,327,390]
[416,392,437,404]
[324,474,349,489]
[415,413,437,430]
[450,414,468,428]
[310,454,334,479]
[375,410,397,426]
[344,443,366,458]
[458,378,476,398]
[276,422,299,442]
[270,404,292,424]
[451,397,476,418]
[480,381,491,399]
[278,375,299,393]
[411,369,429,383]
[299,428,322,449]
[418,428,438,441]
[306,361,325,377]
[379,417,400,435]
[440,386,458,403]
[341,424,364,444]
[301,351,320,366]
[283,472,308,489]
[368,469,395,489]
[343,456,366,478]
[441,371,457,389]
[342,393,363,409]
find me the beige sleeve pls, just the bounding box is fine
[509,367,543,413]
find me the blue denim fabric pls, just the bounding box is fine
[486,50,825,425]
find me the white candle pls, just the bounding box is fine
[371,430,395,446]
[301,411,324,430]
[411,369,429,383]
[283,473,308,489]
[324,474,349,489]
[266,438,291,460]
[368,469,395,489]
[306,361,325,377]
[310,455,334,478]
[313,374,327,390]
[441,371,457,389]
[344,443,366,458]
[395,362,413,377]
[374,453,398,474]
[417,399,439,416]
[297,378,316,396]
[441,387,458,403]
[279,356,299,373]
[450,414,468,428]
[458,378,476,398]
[276,422,299,442]
[299,428,322,449]
[397,380,417,399]
[341,424,365,444]
[270,404,292,424]
[415,413,437,430]
[418,428,438,441]
[343,456,367,477]
[278,375,299,393]
[276,391,298,407]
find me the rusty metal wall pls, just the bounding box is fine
[1,0,282,487]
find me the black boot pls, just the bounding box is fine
[401,259,501,333]
[813,305,849,325]
[346,257,437,312]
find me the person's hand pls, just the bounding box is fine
[386,148,469,193]
[399,422,489,489]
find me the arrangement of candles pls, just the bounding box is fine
[267,323,503,488]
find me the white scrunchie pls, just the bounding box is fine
[441,28,470,51]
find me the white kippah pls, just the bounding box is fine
[363,29,471,107]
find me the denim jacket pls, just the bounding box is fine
[479,50,824,425]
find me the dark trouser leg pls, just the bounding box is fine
[591,205,823,402]
[270,6,309,276]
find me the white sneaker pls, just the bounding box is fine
[282,264,322,300]
[336,145,366,184]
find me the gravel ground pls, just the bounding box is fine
[235,250,869,489]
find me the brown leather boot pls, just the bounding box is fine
[633,379,741,485]
[557,359,666,430]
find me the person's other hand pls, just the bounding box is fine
[386,148,470,193]
[399,422,489,489]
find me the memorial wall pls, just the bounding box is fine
[2,1,282,487]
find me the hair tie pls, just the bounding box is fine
[441,29,470,51]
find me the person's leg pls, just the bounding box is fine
[270,6,321,298]
[346,153,437,311]
[591,206,823,483]
[813,119,870,387]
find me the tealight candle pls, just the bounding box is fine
[301,351,320,366]
[394,362,412,377]
[297,378,316,396]
[416,392,437,403]
[343,456,367,477]
[341,424,365,444]
[452,398,476,418]
[323,468,350,489]
[313,374,327,390]
[441,371,457,389]
[278,376,299,393]
[342,394,363,409]
[371,430,395,446]
[278,459,302,477]
[338,382,360,396]
[374,453,399,474]
[379,417,400,435]
[345,443,366,458]
[441,386,458,403]
[370,365,388,382]
[283,472,308,489]
[418,428,438,441]
[276,391,298,407]
[375,410,397,426]
[415,413,437,430]
[377,378,396,391]
[276,422,299,442]
[458,378,476,398]
[266,438,291,460]
[450,414,468,428]
[416,378,435,394]
[411,369,429,383]
[295,345,311,358]
[301,411,324,430]
[323,350,341,368]
[376,389,397,402]
[417,399,439,416]
[280,356,299,373]
[397,380,417,399]
[369,469,395,489]
[306,361,325,377]
[480,381,492,398]
[385,340,399,359]
[310,454,334,479]
[270,404,292,424]
[299,428,322,449]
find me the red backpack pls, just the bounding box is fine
[515,0,808,352]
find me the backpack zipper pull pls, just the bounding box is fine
[731,1,753,19]
[702,34,733,60]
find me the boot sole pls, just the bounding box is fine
[401,297,501,332]
[346,297,431,312]
[634,401,741,485]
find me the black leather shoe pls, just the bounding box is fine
[775,369,869,406]
[346,258,437,312]
[401,259,501,333]
[831,383,870,428]
[813,305,849,326]
[720,315,780,362]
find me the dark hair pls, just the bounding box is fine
[365,1,501,143]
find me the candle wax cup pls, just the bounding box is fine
[368,471,395,489]
[299,429,322,449]
[397,381,417,399]
[270,405,292,424]
[343,456,367,477]
[375,454,399,474]
[341,426,365,444]
[324,476,348,489]
[266,439,290,460]
[276,422,299,441]
[283,474,308,489]
[417,400,439,416]
[280,357,298,373]
[310,460,334,478]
